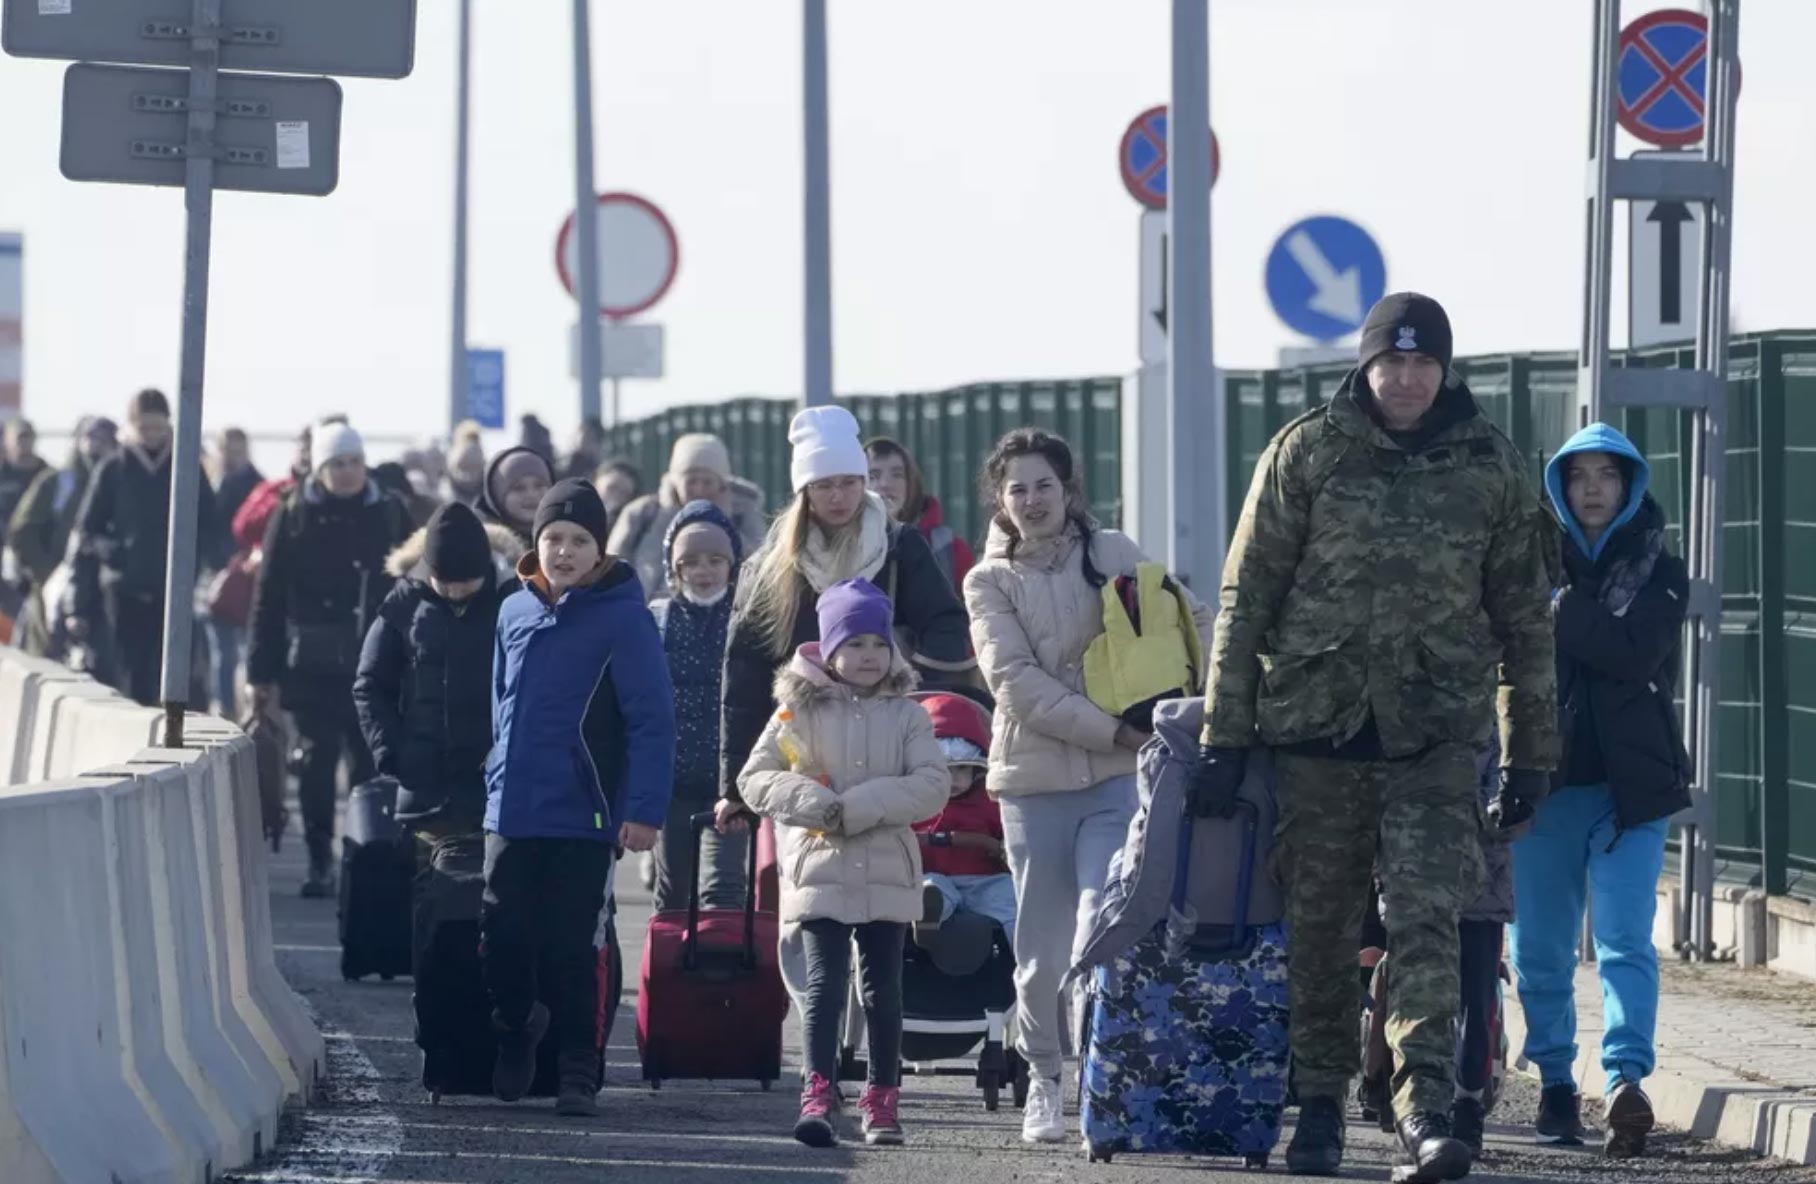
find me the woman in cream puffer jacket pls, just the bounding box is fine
[738,644,949,925]
[961,428,1212,1141]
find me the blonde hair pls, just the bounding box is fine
[742,489,869,657]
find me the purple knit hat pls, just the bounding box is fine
[818,578,894,660]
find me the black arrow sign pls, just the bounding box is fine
[1648,201,1692,325]
[1153,232,1169,333]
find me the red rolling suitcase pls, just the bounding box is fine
[636,811,786,1089]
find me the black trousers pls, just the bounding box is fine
[800,918,905,1088]
[104,586,164,707]
[480,835,613,1057]
[1456,919,1504,1093]
[290,696,374,847]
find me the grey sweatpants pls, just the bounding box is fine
[1000,774,1138,1080]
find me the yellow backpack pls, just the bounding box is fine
[1083,562,1204,726]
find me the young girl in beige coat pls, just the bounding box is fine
[738,578,948,1150]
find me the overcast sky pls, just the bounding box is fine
[0,0,1810,455]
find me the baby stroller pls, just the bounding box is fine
[837,910,1028,1111]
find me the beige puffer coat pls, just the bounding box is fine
[737,644,949,925]
[964,521,1214,797]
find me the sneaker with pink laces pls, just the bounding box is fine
[859,1084,904,1145]
[794,1073,841,1147]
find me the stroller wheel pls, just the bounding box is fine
[429,1090,442,1106]
[1009,1050,1030,1109]
[1244,1152,1269,1170]
[981,1070,1000,1112]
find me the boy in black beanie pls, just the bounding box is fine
[482,479,675,1116]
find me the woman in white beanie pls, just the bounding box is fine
[605,432,768,598]
[715,405,973,833]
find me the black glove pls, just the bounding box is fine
[1488,767,1549,832]
[1189,744,1248,818]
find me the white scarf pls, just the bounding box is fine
[798,493,889,594]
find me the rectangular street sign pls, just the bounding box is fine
[60,63,342,196]
[465,348,506,430]
[1629,152,1704,350]
[1139,209,1166,367]
[569,321,665,381]
[3,0,416,79]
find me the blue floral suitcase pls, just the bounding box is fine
[1077,798,1290,1168]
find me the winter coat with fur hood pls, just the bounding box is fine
[606,474,767,600]
[351,521,524,828]
[737,643,949,926]
[964,520,1214,797]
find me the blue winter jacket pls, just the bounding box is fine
[485,553,677,840]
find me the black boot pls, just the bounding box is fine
[491,1001,550,1102]
[1392,1111,1471,1183]
[300,835,334,899]
[555,1047,599,1117]
[1603,1081,1653,1159]
[1284,1094,1345,1176]
[1534,1082,1585,1145]
[1450,1095,1485,1159]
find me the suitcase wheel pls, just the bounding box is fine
[649,1078,661,1092]
[380,974,396,983]
[980,1071,1000,1112]
[1086,1141,1114,1164]
[429,1090,442,1107]
[1244,1152,1269,1171]
[759,1079,772,1092]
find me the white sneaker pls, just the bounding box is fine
[1021,1075,1065,1144]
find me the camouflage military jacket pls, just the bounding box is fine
[1201,373,1559,770]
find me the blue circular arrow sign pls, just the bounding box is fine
[1264,216,1386,343]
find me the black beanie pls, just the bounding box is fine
[532,479,610,549]
[423,502,493,583]
[1358,292,1453,375]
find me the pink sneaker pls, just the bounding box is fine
[859,1084,903,1145]
[794,1073,840,1147]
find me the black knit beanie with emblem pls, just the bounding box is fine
[1357,291,1453,375]
[532,478,610,550]
[423,501,493,583]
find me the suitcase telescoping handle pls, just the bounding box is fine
[1172,795,1260,958]
[682,810,761,973]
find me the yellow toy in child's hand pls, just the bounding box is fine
[777,710,833,835]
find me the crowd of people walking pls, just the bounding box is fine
[3,291,1691,1179]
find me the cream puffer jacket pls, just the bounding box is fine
[964,520,1214,797]
[737,644,949,926]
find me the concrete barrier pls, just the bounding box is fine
[0,651,324,1182]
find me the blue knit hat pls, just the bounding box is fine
[818,578,894,660]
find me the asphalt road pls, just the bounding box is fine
[228,827,1816,1184]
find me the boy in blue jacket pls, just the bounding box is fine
[483,479,676,1117]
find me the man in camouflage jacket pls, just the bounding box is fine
[1192,292,1558,1180]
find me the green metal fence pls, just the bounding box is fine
[599,331,1816,898]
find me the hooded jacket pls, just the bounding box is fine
[650,500,744,798]
[1544,424,1692,831]
[737,644,948,925]
[965,520,1214,797]
[485,552,676,840]
[605,474,768,600]
[910,691,1005,877]
[7,450,101,587]
[74,444,219,603]
[350,522,524,828]
[719,502,974,803]
[477,446,551,547]
[1200,370,1559,769]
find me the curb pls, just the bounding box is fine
[1503,990,1816,1166]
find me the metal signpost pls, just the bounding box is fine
[1263,215,1386,343]
[1580,0,1739,956]
[0,233,19,417]
[2,0,416,748]
[570,0,603,426]
[802,0,832,409]
[556,192,678,423]
[465,348,506,431]
[449,0,472,435]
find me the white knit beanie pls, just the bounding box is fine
[788,406,868,492]
[668,433,732,482]
[313,421,365,471]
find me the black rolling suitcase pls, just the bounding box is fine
[339,777,416,982]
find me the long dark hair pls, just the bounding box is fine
[863,436,926,524]
[980,428,1104,587]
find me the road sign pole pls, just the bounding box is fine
[572,0,603,425]
[159,0,223,748]
[1167,0,1219,590]
[802,0,833,408]
[449,0,471,435]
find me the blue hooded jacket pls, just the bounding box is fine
[1543,422,1649,563]
[650,500,745,797]
[485,552,677,840]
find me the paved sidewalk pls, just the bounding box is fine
[1505,958,1816,1165]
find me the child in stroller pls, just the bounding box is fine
[840,690,1026,1110]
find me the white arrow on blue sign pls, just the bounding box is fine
[1263,216,1386,343]
[465,348,505,430]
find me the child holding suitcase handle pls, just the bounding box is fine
[737,578,949,1148]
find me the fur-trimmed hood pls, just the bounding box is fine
[773,642,919,711]
[386,520,526,578]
